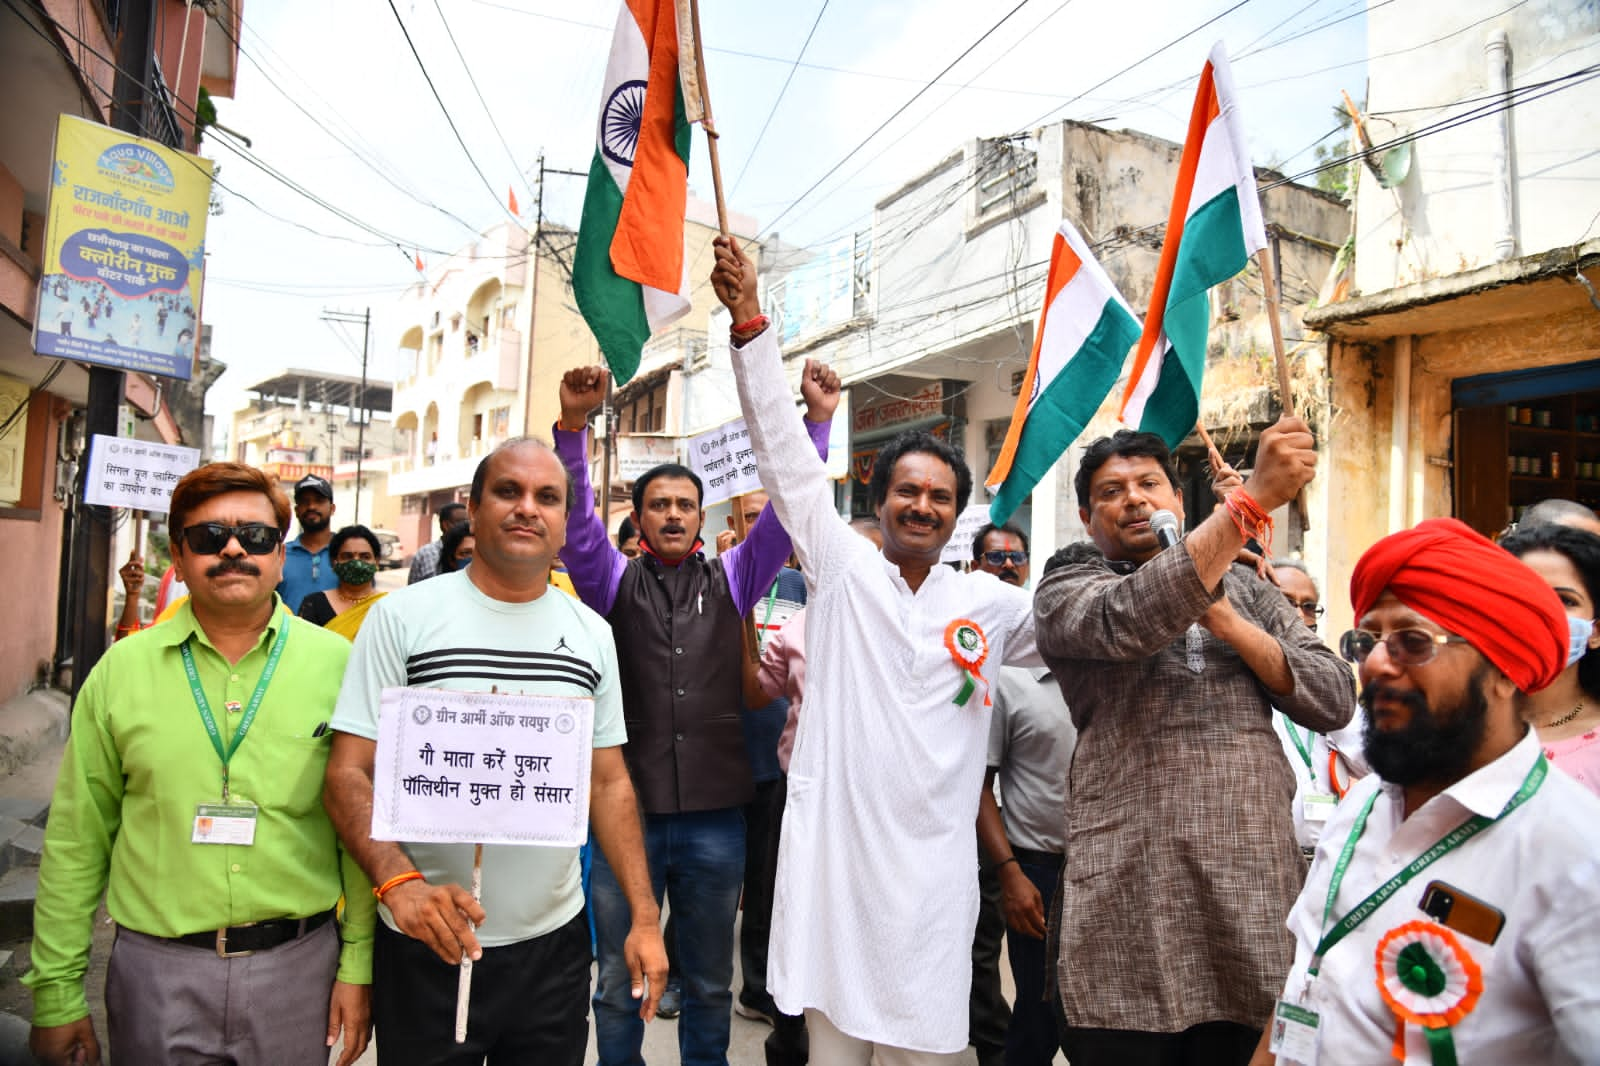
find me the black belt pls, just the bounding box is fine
[1009,845,1064,867]
[168,907,337,958]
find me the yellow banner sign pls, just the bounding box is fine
[32,115,214,380]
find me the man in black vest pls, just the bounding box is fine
[554,366,838,1066]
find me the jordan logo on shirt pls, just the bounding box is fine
[554,636,573,653]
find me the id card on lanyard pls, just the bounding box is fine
[1269,756,1547,1065]
[180,623,289,845]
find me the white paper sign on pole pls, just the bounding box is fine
[84,433,200,513]
[689,406,849,509]
[372,688,594,847]
[688,419,761,508]
[941,503,996,563]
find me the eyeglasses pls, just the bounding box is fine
[1287,599,1325,619]
[180,522,283,556]
[1339,628,1470,667]
[982,550,1029,566]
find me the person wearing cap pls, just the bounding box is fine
[1254,518,1600,1065]
[278,474,338,613]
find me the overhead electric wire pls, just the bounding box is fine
[729,0,832,198]
[211,15,486,236]
[429,0,533,203]
[11,0,542,282]
[382,0,521,224]
[757,0,1039,239]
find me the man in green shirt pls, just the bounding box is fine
[24,461,374,1066]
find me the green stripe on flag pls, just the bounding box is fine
[574,152,651,385]
[990,302,1141,525]
[1138,187,1247,449]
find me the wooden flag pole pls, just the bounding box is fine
[687,0,729,236]
[1254,243,1312,532]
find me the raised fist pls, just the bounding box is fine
[559,366,610,430]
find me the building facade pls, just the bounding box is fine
[0,0,240,699]
[1306,0,1600,636]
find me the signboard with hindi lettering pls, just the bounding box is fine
[688,419,760,508]
[372,688,595,847]
[32,115,214,380]
[83,433,199,512]
[687,407,849,509]
[941,502,998,563]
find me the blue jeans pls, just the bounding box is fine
[592,807,746,1066]
[1006,852,1066,1066]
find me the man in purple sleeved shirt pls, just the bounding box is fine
[554,365,836,1066]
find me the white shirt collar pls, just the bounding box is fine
[1383,727,1544,822]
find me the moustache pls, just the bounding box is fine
[899,513,940,530]
[660,524,687,536]
[206,558,261,578]
[1360,683,1428,716]
[997,570,1023,585]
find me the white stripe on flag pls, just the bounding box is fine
[597,6,650,194]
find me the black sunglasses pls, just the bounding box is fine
[181,522,283,556]
[982,550,1029,566]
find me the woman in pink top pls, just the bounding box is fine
[1502,522,1600,797]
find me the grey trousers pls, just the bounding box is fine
[106,919,340,1065]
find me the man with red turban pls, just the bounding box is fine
[1254,518,1600,1065]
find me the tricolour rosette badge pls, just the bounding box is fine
[1374,919,1484,1065]
[943,618,990,707]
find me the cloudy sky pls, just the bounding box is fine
[197,0,1373,422]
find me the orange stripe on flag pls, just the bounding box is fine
[1117,60,1219,421]
[986,232,1082,487]
[611,0,689,295]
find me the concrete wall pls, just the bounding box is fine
[1355,0,1600,293]
[0,400,63,700]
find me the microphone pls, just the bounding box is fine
[1150,510,1181,549]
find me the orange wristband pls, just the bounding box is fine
[373,870,424,900]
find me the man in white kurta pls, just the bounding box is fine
[714,238,1040,1061]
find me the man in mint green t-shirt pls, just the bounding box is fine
[326,437,666,1064]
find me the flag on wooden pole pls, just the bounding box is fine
[573,0,693,385]
[1118,42,1267,448]
[985,219,1142,525]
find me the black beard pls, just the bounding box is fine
[1360,664,1492,787]
[299,513,330,533]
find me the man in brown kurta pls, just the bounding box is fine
[1034,421,1354,1066]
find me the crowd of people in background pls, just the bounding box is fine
[20,241,1600,1066]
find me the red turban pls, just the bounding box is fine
[1350,517,1568,692]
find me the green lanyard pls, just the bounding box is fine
[179,622,290,802]
[1309,754,1547,977]
[1281,712,1314,770]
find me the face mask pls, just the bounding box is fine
[333,559,378,586]
[1568,615,1595,667]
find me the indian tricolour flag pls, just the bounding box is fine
[573,0,695,385]
[985,219,1142,525]
[1118,42,1267,448]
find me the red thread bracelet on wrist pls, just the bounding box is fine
[731,314,768,335]
[373,870,425,900]
[1224,488,1275,575]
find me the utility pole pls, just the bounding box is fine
[69,0,157,695]
[322,308,372,523]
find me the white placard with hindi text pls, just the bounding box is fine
[941,503,997,563]
[84,434,199,512]
[688,418,760,508]
[372,688,594,847]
